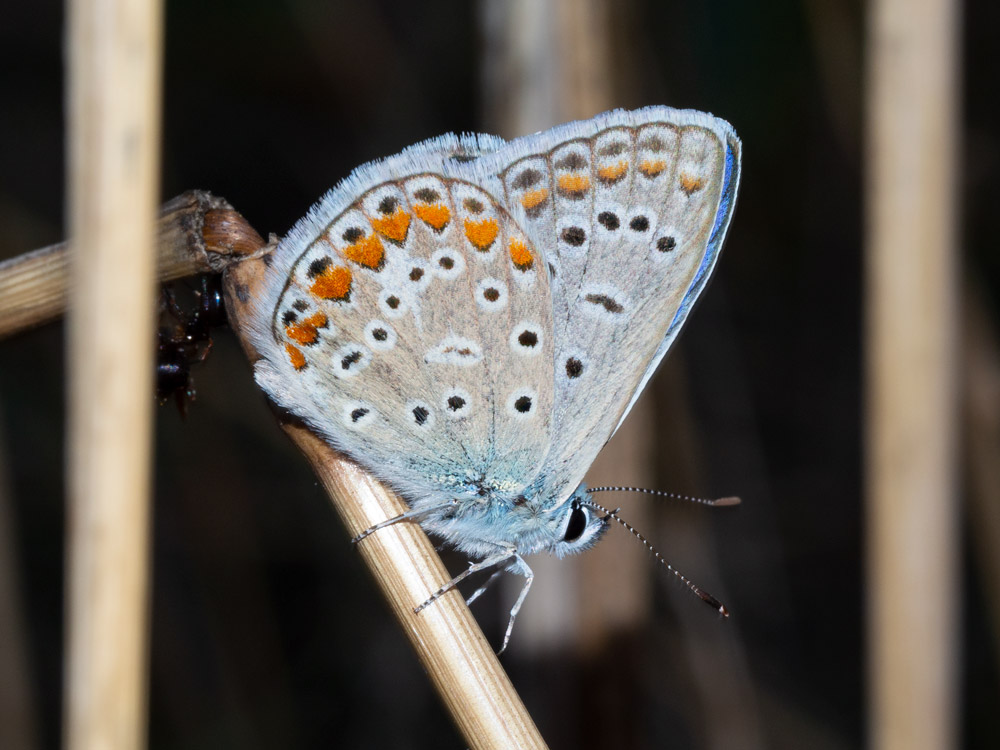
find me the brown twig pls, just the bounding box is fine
[0,191,264,340]
[222,245,547,750]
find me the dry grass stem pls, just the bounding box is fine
[63,0,164,747]
[0,191,262,340]
[222,250,547,749]
[865,0,960,747]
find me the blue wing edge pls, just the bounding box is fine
[611,125,742,435]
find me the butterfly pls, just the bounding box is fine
[244,106,741,650]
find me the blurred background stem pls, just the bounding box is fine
[63,0,163,746]
[865,0,961,747]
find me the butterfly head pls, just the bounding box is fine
[546,484,610,558]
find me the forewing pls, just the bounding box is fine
[484,107,741,497]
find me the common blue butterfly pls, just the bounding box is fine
[243,106,741,650]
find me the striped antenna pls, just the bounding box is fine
[582,498,730,617]
[588,486,741,507]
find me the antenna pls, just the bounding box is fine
[588,486,741,507]
[581,498,730,616]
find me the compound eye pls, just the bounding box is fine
[563,505,587,542]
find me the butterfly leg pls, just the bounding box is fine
[352,500,456,543]
[414,550,515,614]
[498,555,533,654]
[465,570,504,607]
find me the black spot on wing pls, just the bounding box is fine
[584,294,624,314]
[512,168,543,189]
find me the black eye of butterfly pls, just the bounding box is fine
[564,505,588,542]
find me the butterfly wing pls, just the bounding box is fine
[245,107,739,550]
[474,106,741,499]
[246,140,556,509]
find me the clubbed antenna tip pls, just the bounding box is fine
[711,495,742,507]
[696,589,730,617]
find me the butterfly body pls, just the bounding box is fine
[246,106,741,640]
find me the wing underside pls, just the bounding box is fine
[247,107,741,511]
[487,108,741,497]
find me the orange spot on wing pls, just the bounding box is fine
[597,160,629,182]
[679,173,705,194]
[557,174,591,193]
[464,217,499,251]
[639,159,667,177]
[509,238,533,271]
[343,234,385,269]
[286,343,307,370]
[304,312,328,328]
[413,202,451,230]
[310,265,353,300]
[286,323,317,345]
[285,311,330,345]
[520,188,549,210]
[370,208,411,243]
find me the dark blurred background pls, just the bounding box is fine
[1,1,998,748]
